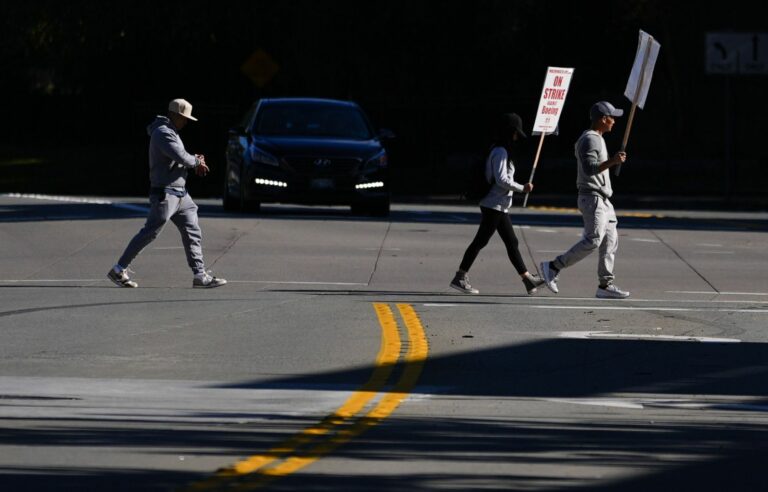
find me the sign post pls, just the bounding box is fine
[615,30,660,176]
[523,66,574,207]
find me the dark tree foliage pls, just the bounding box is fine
[1,0,766,198]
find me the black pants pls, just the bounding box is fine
[459,207,528,275]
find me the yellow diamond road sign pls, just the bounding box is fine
[241,49,279,88]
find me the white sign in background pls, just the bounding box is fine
[532,67,574,134]
[706,32,768,74]
[624,30,661,109]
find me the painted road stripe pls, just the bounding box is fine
[228,280,368,286]
[528,205,658,218]
[546,397,768,412]
[532,305,768,313]
[182,303,428,491]
[1,192,149,213]
[667,291,768,296]
[559,331,741,343]
[425,297,768,305]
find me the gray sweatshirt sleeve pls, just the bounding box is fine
[576,133,602,176]
[156,127,198,168]
[490,147,525,193]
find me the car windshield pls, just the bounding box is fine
[255,103,373,140]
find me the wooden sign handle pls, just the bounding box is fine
[522,133,546,208]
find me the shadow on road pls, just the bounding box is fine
[3,334,767,490]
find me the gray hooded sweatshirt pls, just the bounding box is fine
[575,129,612,199]
[146,116,199,190]
[479,146,525,213]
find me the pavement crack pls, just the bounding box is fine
[651,229,720,294]
[208,229,247,270]
[367,221,392,286]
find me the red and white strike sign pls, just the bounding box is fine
[523,66,574,207]
[532,66,574,134]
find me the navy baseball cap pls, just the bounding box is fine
[590,101,624,121]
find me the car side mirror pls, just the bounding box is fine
[378,128,396,140]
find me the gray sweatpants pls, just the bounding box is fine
[117,193,205,275]
[553,194,618,286]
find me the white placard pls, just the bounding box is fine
[624,30,661,109]
[532,67,574,135]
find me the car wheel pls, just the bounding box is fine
[239,184,260,213]
[368,199,390,217]
[242,198,261,213]
[223,187,241,212]
[222,167,242,212]
[351,199,389,217]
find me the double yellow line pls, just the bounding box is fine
[182,303,428,491]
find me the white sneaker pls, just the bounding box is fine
[193,272,227,289]
[450,274,479,294]
[539,262,559,294]
[596,284,630,299]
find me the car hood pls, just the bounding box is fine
[252,136,382,160]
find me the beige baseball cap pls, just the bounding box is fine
[168,98,198,121]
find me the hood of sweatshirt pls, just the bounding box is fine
[146,115,175,137]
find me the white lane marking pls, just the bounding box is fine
[546,398,768,412]
[427,296,768,305]
[2,193,112,204]
[228,280,367,286]
[666,291,768,297]
[697,243,723,247]
[694,250,735,254]
[546,398,644,409]
[0,279,104,283]
[536,305,768,313]
[534,229,558,233]
[423,303,459,307]
[559,331,741,343]
[629,238,660,243]
[2,192,149,213]
[0,279,366,286]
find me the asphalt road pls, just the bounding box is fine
[1,193,768,491]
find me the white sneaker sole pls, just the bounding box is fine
[596,289,630,299]
[539,262,559,294]
[450,283,478,295]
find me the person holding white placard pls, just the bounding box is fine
[540,101,629,299]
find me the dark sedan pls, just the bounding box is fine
[223,98,392,216]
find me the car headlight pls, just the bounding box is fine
[250,146,280,167]
[365,150,388,169]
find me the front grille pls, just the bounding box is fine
[284,156,362,178]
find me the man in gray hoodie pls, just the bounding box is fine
[107,99,226,288]
[540,101,628,299]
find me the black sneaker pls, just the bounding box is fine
[523,274,546,295]
[450,274,479,294]
[107,268,138,288]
